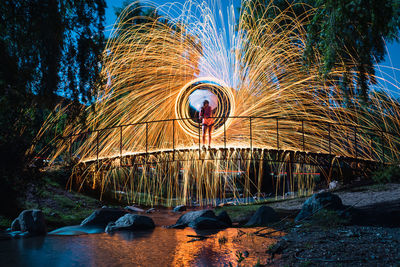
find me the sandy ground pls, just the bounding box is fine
[268,183,400,210]
[273,225,400,266]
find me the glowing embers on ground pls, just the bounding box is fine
[74,148,342,206]
[175,77,235,137]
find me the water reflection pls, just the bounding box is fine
[0,227,282,266]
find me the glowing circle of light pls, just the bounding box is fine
[175,77,235,138]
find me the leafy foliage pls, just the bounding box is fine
[304,0,400,102]
[0,0,106,214]
[245,0,400,103]
[372,164,400,183]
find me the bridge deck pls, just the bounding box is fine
[78,146,382,171]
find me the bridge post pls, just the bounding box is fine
[120,126,122,167]
[249,117,253,151]
[224,117,226,159]
[198,121,201,159]
[276,118,279,150]
[69,135,72,163]
[302,120,305,152]
[328,123,331,156]
[381,131,385,164]
[172,119,175,161]
[96,130,99,171]
[369,133,373,160]
[145,122,148,163]
[354,127,357,159]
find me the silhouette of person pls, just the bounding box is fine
[199,100,214,149]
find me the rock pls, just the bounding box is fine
[329,180,338,190]
[145,208,156,213]
[188,217,228,230]
[285,192,295,197]
[245,206,279,226]
[166,223,186,229]
[81,208,127,227]
[105,214,155,233]
[17,210,46,235]
[11,218,20,231]
[173,205,186,212]
[176,210,216,225]
[49,225,105,236]
[168,209,217,228]
[268,240,288,255]
[124,206,144,213]
[295,192,345,222]
[235,213,254,226]
[216,211,232,227]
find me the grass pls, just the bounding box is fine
[372,165,400,184]
[213,194,308,223]
[308,209,350,229]
[350,183,389,192]
[0,215,12,229]
[17,168,104,230]
[24,191,101,230]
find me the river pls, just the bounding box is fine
[1,227,282,266]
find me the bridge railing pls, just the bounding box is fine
[63,116,400,166]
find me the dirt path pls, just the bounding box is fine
[266,184,400,266]
[268,183,400,211]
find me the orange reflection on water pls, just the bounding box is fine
[74,222,283,266]
[172,228,284,266]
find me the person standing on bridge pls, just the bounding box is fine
[199,100,214,149]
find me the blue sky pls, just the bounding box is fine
[105,0,400,87]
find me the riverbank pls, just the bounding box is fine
[217,182,400,266]
[273,225,400,266]
[2,168,400,266]
[0,169,105,231]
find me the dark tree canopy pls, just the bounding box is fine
[0,0,106,213]
[244,0,400,103]
[1,0,106,106]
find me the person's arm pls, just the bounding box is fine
[199,108,204,120]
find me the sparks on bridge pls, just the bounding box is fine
[33,0,400,206]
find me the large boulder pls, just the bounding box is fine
[168,209,217,228]
[124,206,144,213]
[105,214,155,233]
[188,217,228,230]
[16,210,46,235]
[216,211,232,227]
[245,206,279,226]
[295,192,345,222]
[81,208,127,227]
[176,210,216,225]
[173,205,186,212]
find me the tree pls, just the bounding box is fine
[244,0,400,104]
[0,0,106,214]
[305,0,400,103]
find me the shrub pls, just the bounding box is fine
[372,165,400,183]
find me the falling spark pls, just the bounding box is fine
[32,0,400,206]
